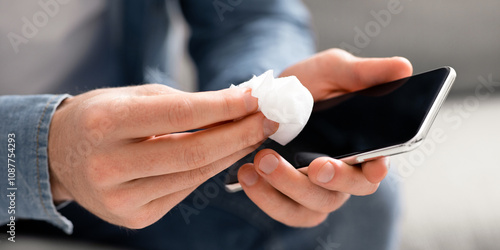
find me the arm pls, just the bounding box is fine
[0,95,73,234]
[46,84,277,230]
[0,87,275,233]
[1,0,308,232]
[180,0,315,90]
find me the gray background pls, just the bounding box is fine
[3,1,500,249]
[301,1,500,249]
[303,0,500,95]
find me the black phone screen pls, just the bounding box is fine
[225,67,453,183]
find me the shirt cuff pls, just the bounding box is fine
[0,94,73,234]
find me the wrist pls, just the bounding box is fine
[49,166,73,203]
[48,97,74,203]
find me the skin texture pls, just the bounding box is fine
[48,85,278,228]
[238,49,413,227]
[48,48,412,229]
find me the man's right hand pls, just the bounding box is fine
[48,84,278,229]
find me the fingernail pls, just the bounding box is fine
[385,157,391,170]
[259,154,279,174]
[241,169,259,186]
[317,162,335,183]
[263,118,279,137]
[243,88,258,112]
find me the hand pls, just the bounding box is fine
[238,49,413,227]
[48,84,279,229]
[238,150,387,227]
[280,48,413,101]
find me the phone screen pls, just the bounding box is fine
[225,67,453,184]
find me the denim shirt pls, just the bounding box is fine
[0,0,314,234]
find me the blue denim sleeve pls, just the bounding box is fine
[0,94,73,234]
[180,0,316,91]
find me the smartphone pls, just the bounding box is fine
[225,67,456,192]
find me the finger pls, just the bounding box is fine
[196,120,232,130]
[361,157,389,184]
[297,167,308,175]
[238,163,330,227]
[307,156,381,196]
[132,83,183,96]
[323,49,413,91]
[281,49,413,102]
[352,55,413,90]
[248,149,349,214]
[301,158,388,186]
[122,143,261,203]
[120,112,277,179]
[324,50,413,95]
[114,87,259,138]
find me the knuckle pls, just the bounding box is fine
[145,83,166,91]
[186,164,218,185]
[108,97,133,121]
[237,133,254,149]
[138,83,173,96]
[166,96,195,128]
[238,115,266,147]
[182,169,207,187]
[251,123,266,143]
[146,83,164,88]
[327,47,346,55]
[179,143,210,170]
[316,192,344,213]
[81,96,131,134]
[219,93,234,117]
[107,95,136,121]
[220,91,244,117]
[80,104,108,132]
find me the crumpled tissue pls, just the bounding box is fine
[231,70,314,145]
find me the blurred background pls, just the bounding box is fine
[299,1,500,249]
[3,1,500,249]
[105,1,500,249]
[176,1,500,249]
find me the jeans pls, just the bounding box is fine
[7,170,400,250]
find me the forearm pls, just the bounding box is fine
[181,0,316,91]
[0,94,73,234]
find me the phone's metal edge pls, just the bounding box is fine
[225,182,243,192]
[340,142,421,165]
[226,67,457,192]
[348,66,457,165]
[407,67,456,150]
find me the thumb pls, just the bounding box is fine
[352,56,413,90]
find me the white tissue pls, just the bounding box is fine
[231,70,314,145]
